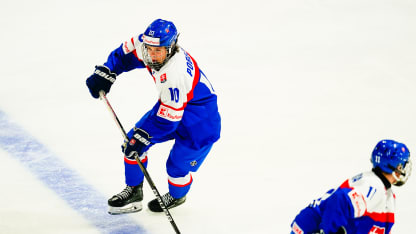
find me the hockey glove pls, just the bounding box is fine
[122,127,152,159]
[86,65,116,99]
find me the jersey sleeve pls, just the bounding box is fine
[319,180,367,233]
[319,188,355,232]
[103,35,146,75]
[134,101,181,143]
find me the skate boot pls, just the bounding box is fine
[108,184,143,215]
[148,192,186,212]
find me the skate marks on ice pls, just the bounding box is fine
[0,109,146,234]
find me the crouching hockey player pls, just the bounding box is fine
[291,139,412,234]
[86,19,221,214]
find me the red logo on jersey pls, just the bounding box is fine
[123,41,130,53]
[158,106,167,117]
[291,222,304,234]
[369,226,385,234]
[160,73,167,83]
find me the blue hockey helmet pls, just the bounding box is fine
[140,19,179,70]
[371,139,412,186]
[142,19,178,47]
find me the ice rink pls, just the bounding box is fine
[1,0,416,233]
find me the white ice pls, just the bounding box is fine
[1,0,416,233]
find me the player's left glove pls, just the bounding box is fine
[122,127,152,159]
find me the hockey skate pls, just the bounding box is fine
[108,184,143,215]
[148,192,186,212]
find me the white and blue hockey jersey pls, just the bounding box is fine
[103,35,221,149]
[291,168,395,234]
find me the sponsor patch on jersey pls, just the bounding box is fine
[291,222,304,234]
[369,225,385,234]
[347,189,366,217]
[123,41,131,53]
[122,37,137,54]
[160,73,167,83]
[157,105,183,122]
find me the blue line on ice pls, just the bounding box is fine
[0,110,146,234]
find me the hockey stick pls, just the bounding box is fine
[99,91,181,234]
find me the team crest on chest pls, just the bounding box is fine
[160,73,167,83]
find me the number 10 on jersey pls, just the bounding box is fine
[169,88,180,103]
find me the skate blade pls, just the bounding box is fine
[108,201,143,215]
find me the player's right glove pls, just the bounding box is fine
[86,65,116,99]
[122,127,152,159]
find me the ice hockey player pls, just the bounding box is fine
[290,139,412,234]
[86,19,221,214]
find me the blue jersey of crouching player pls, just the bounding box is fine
[291,139,412,234]
[292,169,395,234]
[102,27,221,199]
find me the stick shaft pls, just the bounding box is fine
[99,91,181,234]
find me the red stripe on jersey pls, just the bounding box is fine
[159,100,185,111]
[133,50,140,61]
[340,179,351,189]
[185,52,200,106]
[131,37,135,46]
[364,211,395,223]
[131,37,140,61]
[131,38,145,66]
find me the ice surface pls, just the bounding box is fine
[1,0,416,233]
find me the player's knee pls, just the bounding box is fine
[166,157,189,177]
